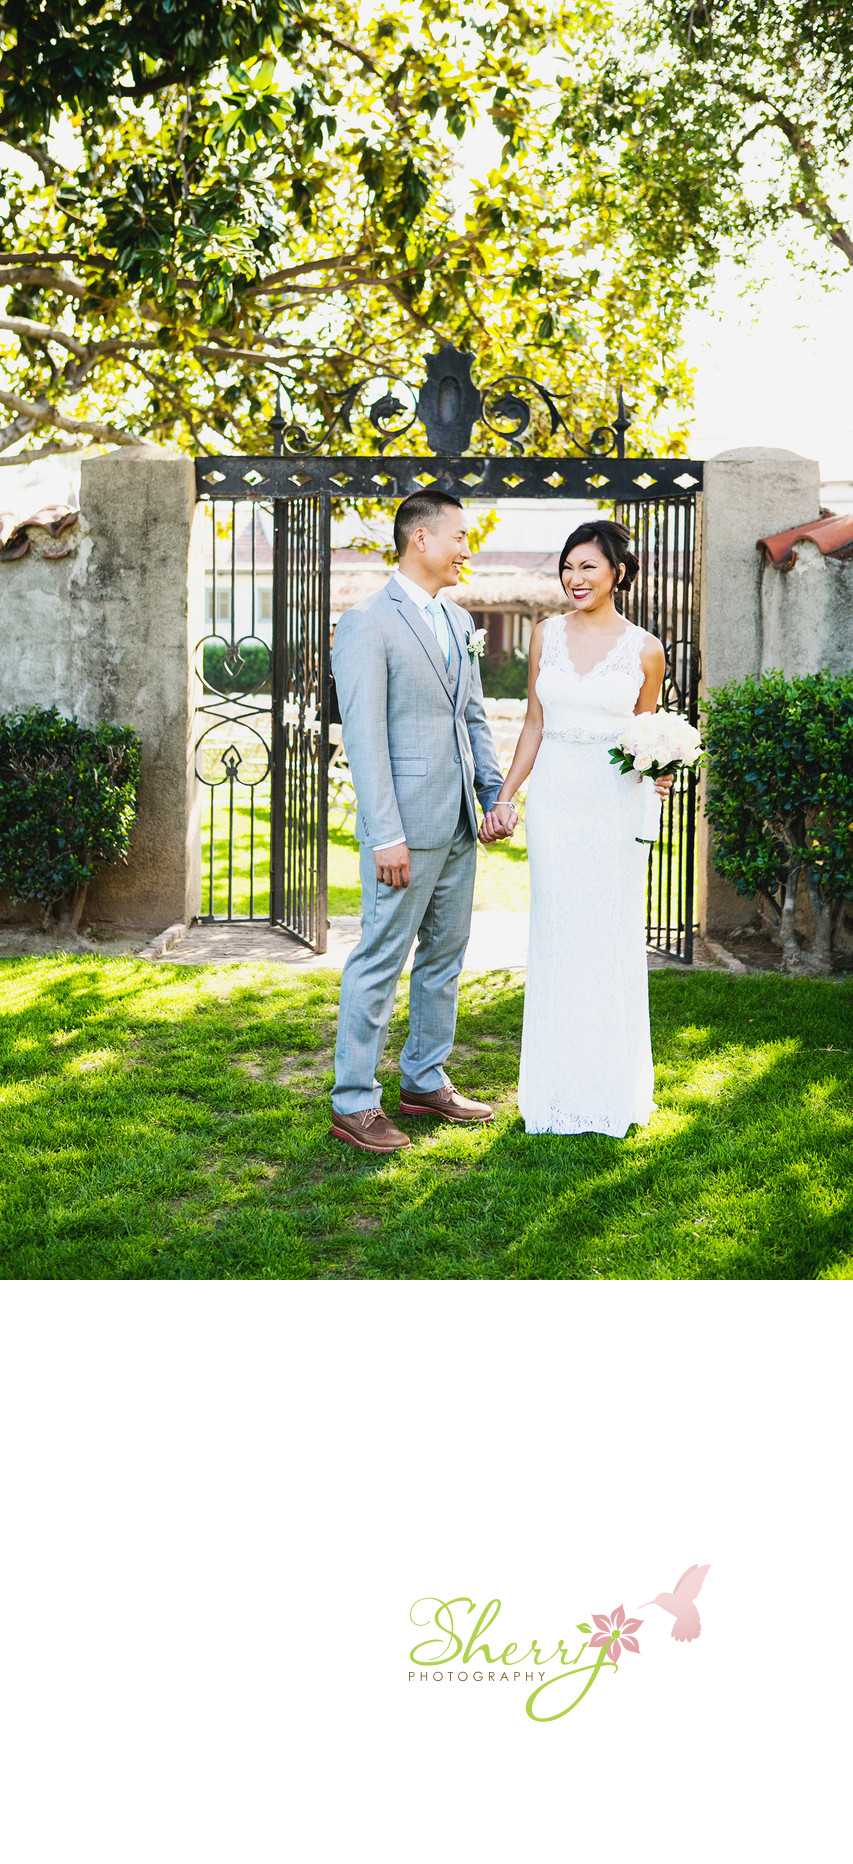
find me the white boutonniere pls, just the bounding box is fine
[467,627,487,663]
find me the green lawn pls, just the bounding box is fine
[203,786,531,916]
[202,781,695,923]
[1,958,851,1279]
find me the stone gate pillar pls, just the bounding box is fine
[697,447,821,937]
[0,446,204,932]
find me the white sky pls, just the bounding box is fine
[685,258,853,478]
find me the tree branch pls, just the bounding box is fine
[0,316,91,359]
[709,76,853,268]
[0,410,38,453]
[0,437,88,465]
[0,388,142,446]
[279,6,379,74]
[792,195,853,265]
[123,354,207,447]
[244,252,371,292]
[0,267,87,299]
[0,137,61,180]
[192,344,301,368]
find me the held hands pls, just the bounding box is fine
[479,801,518,846]
[374,842,411,889]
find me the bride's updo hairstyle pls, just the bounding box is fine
[559,520,640,612]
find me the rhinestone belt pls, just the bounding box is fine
[542,726,619,745]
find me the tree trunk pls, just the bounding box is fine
[50,884,89,938]
[778,860,805,972]
[68,883,88,934]
[802,867,834,976]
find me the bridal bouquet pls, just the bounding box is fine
[609,712,704,843]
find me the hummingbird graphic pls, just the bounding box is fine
[640,1564,710,1642]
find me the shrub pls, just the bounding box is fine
[703,670,853,973]
[481,646,530,700]
[0,707,141,933]
[202,637,270,696]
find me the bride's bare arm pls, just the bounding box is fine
[479,621,546,843]
[634,633,674,797]
[634,633,666,715]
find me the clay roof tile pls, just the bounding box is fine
[0,504,78,561]
[757,512,853,569]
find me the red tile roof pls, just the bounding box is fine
[0,504,78,560]
[203,508,273,571]
[757,512,853,569]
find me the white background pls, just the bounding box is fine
[0,1283,849,1864]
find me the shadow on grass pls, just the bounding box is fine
[0,959,851,1280]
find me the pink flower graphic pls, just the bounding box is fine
[589,1604,643,1661]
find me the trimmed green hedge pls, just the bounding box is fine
[202,637,270,696]
[0,707,141,932]
[481,648,529,699]
[703,669,853,973]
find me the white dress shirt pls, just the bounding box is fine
[373,573,455,852]
[392,570,452,658]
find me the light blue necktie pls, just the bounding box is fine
[425,597,451,665]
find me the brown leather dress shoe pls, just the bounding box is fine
[330,1107,411,1153]
[398,1081,493,1124]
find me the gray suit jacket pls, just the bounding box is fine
[331,578,505,850]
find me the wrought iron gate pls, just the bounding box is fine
[617,496,701,963]
[195,491,330,948]
[195,342,702,960]
[269,494,330,947]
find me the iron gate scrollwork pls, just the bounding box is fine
[195,501,273,924]
[194,493,330,949]
[195,342,703,960]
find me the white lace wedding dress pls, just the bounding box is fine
[518,614,655,1137]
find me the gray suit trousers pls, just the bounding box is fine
[333,807,476,1114]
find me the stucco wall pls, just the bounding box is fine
[760,540,853,678]
[0,448,203,931]
[698,447,822,938]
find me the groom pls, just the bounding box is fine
[330,489,517,1153]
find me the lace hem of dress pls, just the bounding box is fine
[542,726,619,745]
[523,1100,657,1137]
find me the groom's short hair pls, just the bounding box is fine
[394,490,463,558]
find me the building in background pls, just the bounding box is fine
[201,499,599,688]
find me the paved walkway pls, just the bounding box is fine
[155,912,721,972]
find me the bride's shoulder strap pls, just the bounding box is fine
[538,610,565,668]
[631,622,664,666]
[626,621,650,672]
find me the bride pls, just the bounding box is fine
[480,519,673,1137]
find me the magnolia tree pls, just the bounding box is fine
[573,2,853,306]
[0,0,696,465]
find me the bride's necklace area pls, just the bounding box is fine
[563,608,632,678]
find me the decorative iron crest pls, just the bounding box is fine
[270,342,632,461]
